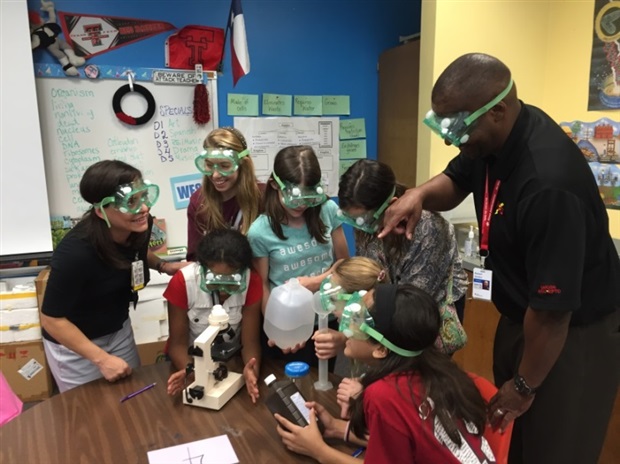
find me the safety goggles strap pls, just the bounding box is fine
[360,323,423,358]
[464,78,514,125]
[373,187,396,220]
[93,196,115,228]
[271,171,287,191]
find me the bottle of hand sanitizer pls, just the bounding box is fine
[464,225,475,258]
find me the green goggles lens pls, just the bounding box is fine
[337,187,395,234]
[317,276,352,313]
[194,148,250,176]
[339,291,374,340]
[423,111,475,147]
[199,266,248,295]
[338,289,425,358]
[272,171,327,209]
[423,78,514,147]
[337,209,381,233]
[95,181,160,214]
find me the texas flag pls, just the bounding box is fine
[229,0,250,86]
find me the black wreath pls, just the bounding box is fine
[112,83,156,126]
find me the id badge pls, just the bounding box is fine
[472,267,493,301]
[131,259,145,291]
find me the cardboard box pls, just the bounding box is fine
[137,340,167,366]
[0,340,53,402]
[34,267,51,311]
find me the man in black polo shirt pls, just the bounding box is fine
[379,53,620,464]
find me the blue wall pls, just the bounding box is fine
[28,0,420,158]
[29,0,420,254]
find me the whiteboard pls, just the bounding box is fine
[35,74,218,248]
[0,0,53,258]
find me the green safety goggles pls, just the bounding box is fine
[194,148,250,177]
[94,180,159,228]
[423,79,513,147]
[199,266,247,295]
[337,187,395,234]
[339,290,422,358]
[272,171,327,209]
[316,275,354,314]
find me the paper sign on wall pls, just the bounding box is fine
[228,94,259,116]
[340,118,366,139]
[323,95,350,115]
[262,94,292,116]
[339,139,366,159]
[169,173,203,210]
[294,95,322,115]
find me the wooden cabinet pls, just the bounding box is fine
[377,38,420,187]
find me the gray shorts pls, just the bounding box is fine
[43,318,140,393]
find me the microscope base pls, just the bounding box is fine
[183,372,245,410]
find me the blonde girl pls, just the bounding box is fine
[187,127,263,261]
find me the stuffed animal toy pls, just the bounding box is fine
[30,0,85,76]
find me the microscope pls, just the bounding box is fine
[182,304,245,410]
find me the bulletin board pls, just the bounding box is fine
[35,70,218,248]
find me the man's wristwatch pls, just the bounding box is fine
[514,374,538,396]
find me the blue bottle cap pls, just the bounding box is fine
[284,361,310,378]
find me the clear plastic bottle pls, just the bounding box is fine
[263,278,315,349]
[285,361,312,401]
[464,225,475,258]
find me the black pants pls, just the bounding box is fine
[493,309,620,464]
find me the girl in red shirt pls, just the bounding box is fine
[163,229,262,403]
[275,284,496,463]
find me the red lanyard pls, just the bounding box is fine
[480,167,501,264]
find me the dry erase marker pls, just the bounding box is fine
[120,382,156,403]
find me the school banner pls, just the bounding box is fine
[57,12,175,58]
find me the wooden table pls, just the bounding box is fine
[0,359,356,463]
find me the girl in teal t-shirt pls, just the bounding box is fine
[248,145,349,361]
[248,145,349,305]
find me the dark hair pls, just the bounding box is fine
[349,284,487,446]
[432,53,513,110]
[78,160,149,269]
[197,228,253,271]
[338,159,408,262]
[263,145,327,243]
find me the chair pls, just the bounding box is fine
[468,373,513,464]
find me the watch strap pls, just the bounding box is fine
[514,374,538,396]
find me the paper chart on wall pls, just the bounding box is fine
[234,117,340,197]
